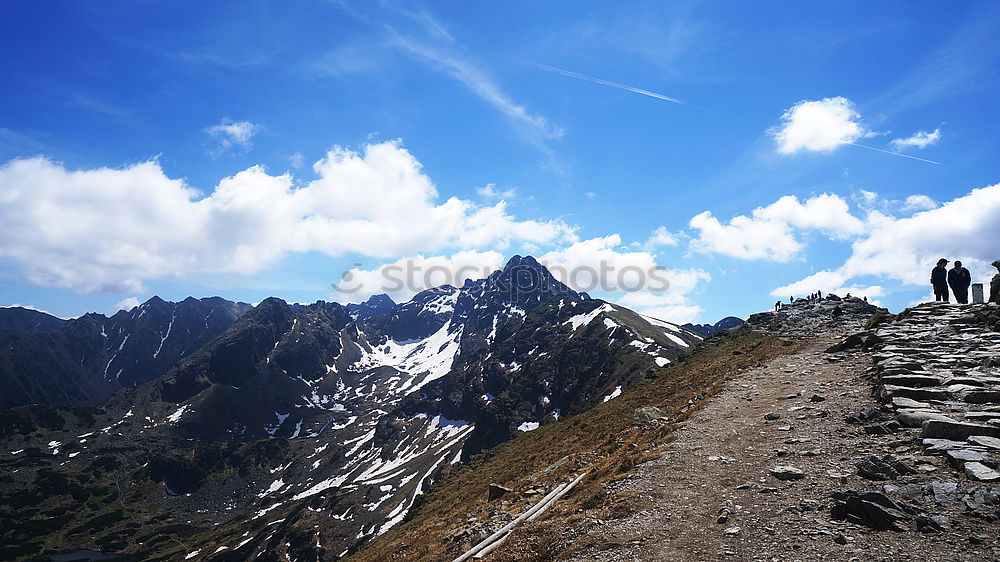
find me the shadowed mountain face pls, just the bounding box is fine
[0,256,703,559]
[682,316,746,337]
[0,297,252,409]
[0,307,66,334]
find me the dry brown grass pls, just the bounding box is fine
[348,329,802,562]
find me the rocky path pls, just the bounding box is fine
[559,312,1000,561]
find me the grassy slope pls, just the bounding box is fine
[350,328,801,561]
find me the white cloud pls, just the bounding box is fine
[0,140,575,293]
[858,189,878,204]
[774,182,1000,295]
[689,211,800,261]
[289,152,305,169]
[477,183,517,200]
[205,119,259,154]
[900,194,938,212]
[113,297,141,312]
[332,251,505,303]
[537,237,710,323]
[755,194,865,238]
[637,304,705,325]
[891,128,941,151]
[646,226,679,247]
[585,192,598,200]
[771,97,867,154]
[688,194,863,261]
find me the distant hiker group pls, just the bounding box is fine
[773,290,828,311]
[930,258,972,304]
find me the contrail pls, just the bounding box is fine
[842,142,941,165]
[531,62,691,107]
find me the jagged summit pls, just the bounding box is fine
[481,254,581,307]
[346,293,396,321]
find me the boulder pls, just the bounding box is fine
[769,465,805,481]
[830,490,909,531]
[855,455,912,480]
[488,483,512,501]
[631,406,668,426]
[915,514,949,533]
[930,481,958,504]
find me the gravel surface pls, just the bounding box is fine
[559,336,1000,561]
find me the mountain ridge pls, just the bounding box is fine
[0,255,705,559]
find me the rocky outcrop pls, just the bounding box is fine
[747,294,886,337]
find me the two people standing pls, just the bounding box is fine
[930,258,972,303]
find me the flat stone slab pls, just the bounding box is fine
[964,462,1000,482]
[964,411,1000,423]
[891,396,933,410]
[922,419,1000,441]
[958,390,1000,404]
[946,448,989,467]
[769,465,805,481]
[968,435,1000,450]
[881,385,952,402]
[896,409,956,427]
[880,374,943,387]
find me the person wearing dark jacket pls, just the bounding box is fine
[931,258,949,302]
[948,260,972,304]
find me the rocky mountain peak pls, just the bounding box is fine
[346,293,397,321]
[482,254,579,308]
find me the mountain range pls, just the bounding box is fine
[0,256,705,560]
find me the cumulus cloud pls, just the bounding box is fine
[0,140,575,293]
[891,128,941,151]
[773,182,1000,295]
[646,226,679,247]
[538,237,710,323]
[205,119,259,154]
[113,297,141,312]
[688,194,863,261]
[771,97,867,154]
[331,251,505,303]
[900,194,938,212]
[615,267,712,324]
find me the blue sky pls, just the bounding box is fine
[1,1,998,323]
